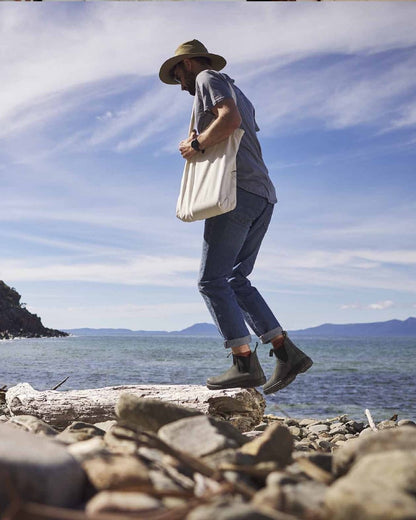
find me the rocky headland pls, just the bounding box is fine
[1,384,415,520]
[0,280,68,339]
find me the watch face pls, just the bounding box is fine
[191,139,200,152]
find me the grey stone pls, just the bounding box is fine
[281,480,327,518]
[239,423,293,467]
[116,394,201,432]
[325,450,416,520]
[398,419,416,427]
[81,453,150,490]
[377,420,397,430]
[94,420,117,432]
[345,420,364,433]
[333,425,416,476]
[158,415,247,457]
[359,427,373,438]
[253,422,268,432]
[288,425,302,438]
[329,425,348,436]
[308,423,329,435]
[104,424,139,454]
[67,437,107,462]
[86,491,162,515]
[187,499,279,520]
[299,418,317,427]
[293,452,333,473]
[331,434,347,444]
[8,415,58,437]
[56,421,105,444]
[0,422,85,512]
[317,439,332,452]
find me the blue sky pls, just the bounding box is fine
[1,2,416,332]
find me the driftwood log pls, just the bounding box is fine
[6,383,265,432]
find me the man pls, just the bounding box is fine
[159,40,313,394]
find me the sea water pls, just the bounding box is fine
[1,335,415,423]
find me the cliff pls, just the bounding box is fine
[0,281,68,339]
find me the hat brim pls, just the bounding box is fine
[159,52,227,85]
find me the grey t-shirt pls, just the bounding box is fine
[193,69,277,204]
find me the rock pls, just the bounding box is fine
[104,424,140,454]
[325,450,416,520]
[8,415,58,437]
[86,491,162,515]
[187,499,280,520]
[239,423,293,467]
[307,423,329,435]
[94,420,117,432]
[333,425,416,476]
[158,415,247,457]
[0,280,68,338]
[67,437,107,462]
[280,480,327,518]
[0,422,85,511]
[293,452,333,473]
[398,419,416,427]
[288,425,302,438]
[329,425,348,436]
[116,394,201,432]
[345,420,364,433]
[6,383,264,431]
[299,418,317,427]
[377,420,397,430]
[56,421,105,444]
[81,453,150,491]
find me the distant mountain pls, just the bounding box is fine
[65,318,416,338]
[64,322,219,337]
[290,317,416,337]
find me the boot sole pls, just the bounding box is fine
[263,357,313,395]
[207,375,267,391]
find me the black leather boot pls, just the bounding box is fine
[263,332,313,395]
[206,346,266,390]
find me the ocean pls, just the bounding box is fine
[1,335,415,423]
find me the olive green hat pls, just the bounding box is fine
[159,39,226,85]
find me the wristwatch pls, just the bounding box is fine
[191,138,205,153]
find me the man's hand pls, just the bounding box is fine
[179,134,198,160]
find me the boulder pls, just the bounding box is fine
[325,450,416,520]
[56,421,105,444]
[8,415,58,437]
[333,425,416,476]
[0,422,85,512]
[158,415,247,457]
[239,423,293,467]
[116,394,202,431]
[86,490,162,515]
[81,453,150,491]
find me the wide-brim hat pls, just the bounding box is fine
[159,39,226,85]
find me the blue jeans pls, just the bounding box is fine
[198,188,283,348]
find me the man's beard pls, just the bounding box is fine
[183,70,196,96]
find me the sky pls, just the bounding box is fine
[1,2,416,332]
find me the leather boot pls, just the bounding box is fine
[206,346,266,390]
[263,332,313,395]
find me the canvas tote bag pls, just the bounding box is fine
[176,83,244,222]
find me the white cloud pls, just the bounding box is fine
[368,300,395,310]
[0,255,199,287]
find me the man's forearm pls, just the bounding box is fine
[197,110,241,150]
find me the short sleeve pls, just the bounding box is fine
[195,70,233,113]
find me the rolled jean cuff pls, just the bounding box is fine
[260,326,284,344]
[224,334,252,349]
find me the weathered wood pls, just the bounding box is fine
[6,383,265,431]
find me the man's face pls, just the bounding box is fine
[173,62,196,96]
